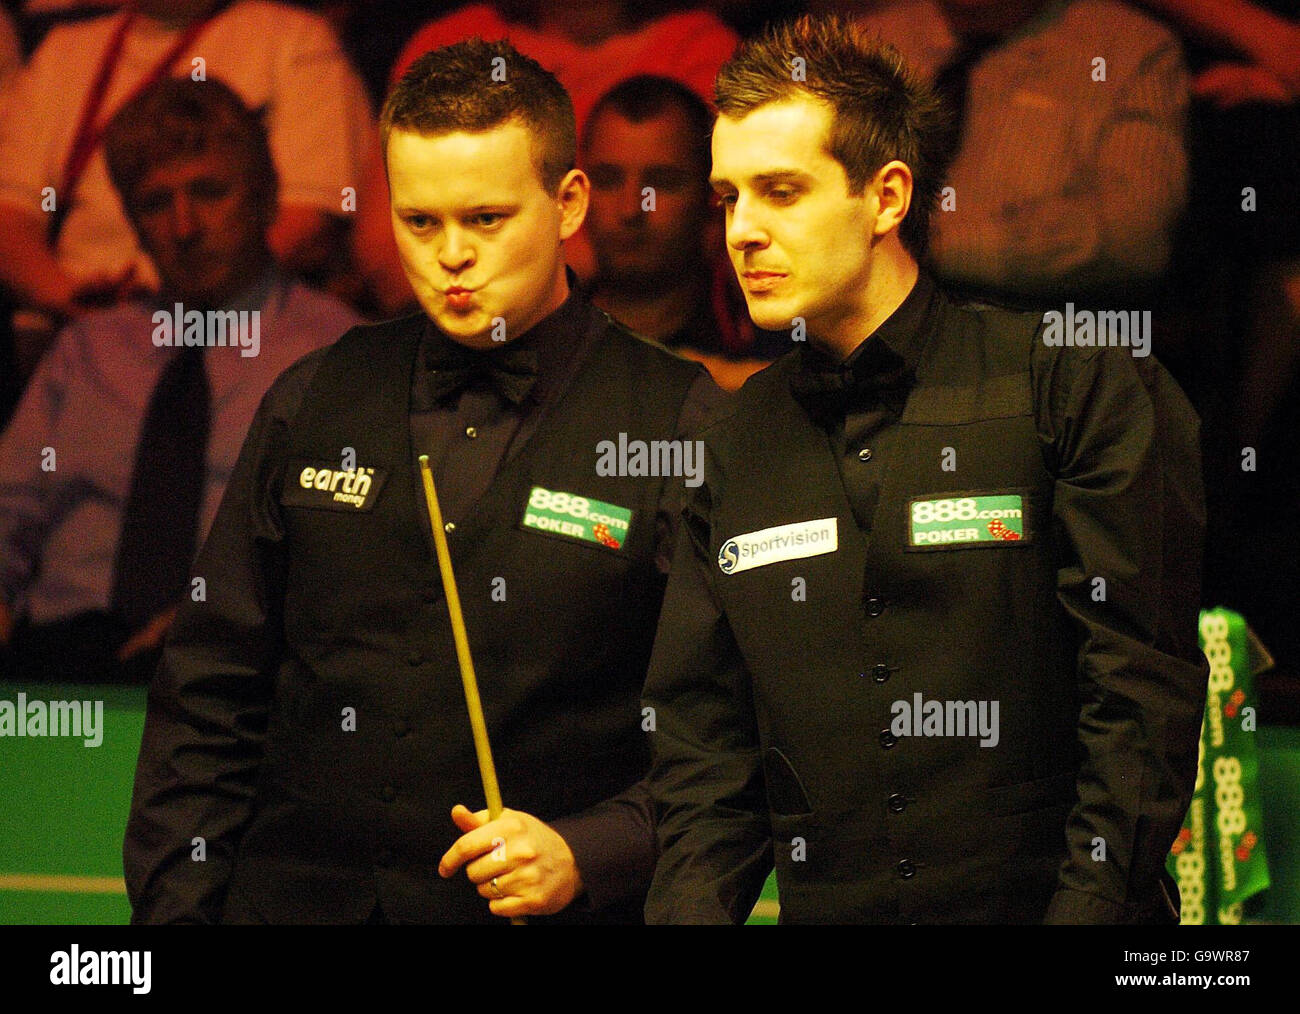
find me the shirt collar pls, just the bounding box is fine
[794,269,938,408]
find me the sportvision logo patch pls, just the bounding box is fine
[718,518,838,575]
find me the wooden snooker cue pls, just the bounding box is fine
[417,454,524,925]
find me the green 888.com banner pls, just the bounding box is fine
[1167,608,1269,924]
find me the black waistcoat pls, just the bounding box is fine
[224,308,701,923]
[702,297,1085,923]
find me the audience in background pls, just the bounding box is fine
[1131,0,1300,690]
[581,76,787,390]
[13,0,126,53]
[0,77,360,683]
[391,1,737,129]
[1136,0,1300,449]
[0,0,1294,690]
[316,0,461,108]
[0,5,22,424]
[1134,0,1300,104]
[841,0,1189,308]
[0,5,20,87]
[0,0,373,381]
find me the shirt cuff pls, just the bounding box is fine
[548,796,656,914]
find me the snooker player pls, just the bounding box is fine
[124,38,720,924]
[642,15,1209,924]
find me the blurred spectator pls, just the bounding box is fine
[354,1,740,314]
[581,75,786,389]
[1131,0,1300,688]
[0,76,360,684]
[0,5,20,86]
[391,2,737,128]
[842,0,1189,307]
[1133,0,1300,446]
[0,6,21,425]
[0,0,374,381]
[22,0,121,13]
[312,1,462,109]
[16,1,125,54]
[1134,0,1300,105]
[23,0,120,8]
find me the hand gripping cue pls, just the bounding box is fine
[417,454,524,925]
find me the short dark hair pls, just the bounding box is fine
[380,37,576,194]
[714,14,952,256]
[584,75,714,177]
[103,75,278,219]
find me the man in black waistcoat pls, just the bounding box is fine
[123,39,719,924]
[643,15,1209,924]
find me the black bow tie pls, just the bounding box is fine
[422,338,540,406]
[789,346,913,423]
